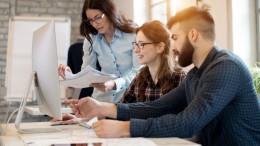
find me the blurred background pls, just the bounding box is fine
[0,0,259,122]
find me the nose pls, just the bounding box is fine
[92,21,99,28]
[170,43,177,52]
[134,46,140,53]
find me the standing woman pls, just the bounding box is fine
[59,0,141,103]
[120,20,185,103]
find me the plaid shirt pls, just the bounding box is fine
[117,46,260,146]
[119,71,185,103]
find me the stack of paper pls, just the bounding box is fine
[60,65,116,88]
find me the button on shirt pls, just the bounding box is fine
[82,28,141,103]
[117,46,260,146]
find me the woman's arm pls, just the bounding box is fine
[113,47,142,92]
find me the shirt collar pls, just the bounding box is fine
[97,28,122,40]
[195,45,220,77]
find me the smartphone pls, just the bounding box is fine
[51,143,102,146]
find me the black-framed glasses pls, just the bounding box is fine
[84,14,105,25]
[132,42,156,50]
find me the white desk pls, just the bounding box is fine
[1,122,201,146]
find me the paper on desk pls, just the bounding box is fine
[60,65,117,88]
[79,116,98,128]
[69,130,157,146]
[105,138,157,146]
[21,128,156,146]
[26,138,156,146]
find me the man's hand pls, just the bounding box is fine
[65,97,117,120]
[66,97,103,119]
[92,120,130,138]
[65,98,79,111]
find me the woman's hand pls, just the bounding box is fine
[90,83,106,92]
[58,64,72,80]
[90,80,116,93]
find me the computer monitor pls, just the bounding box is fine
[15,21,62,133]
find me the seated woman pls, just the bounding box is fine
[51,20,185,124]
[120,20,185,103]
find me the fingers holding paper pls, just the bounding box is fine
[90,83,106,92]
[90,80,116,92]
[58,64,72,80]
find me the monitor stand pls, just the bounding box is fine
[14,72,60,134]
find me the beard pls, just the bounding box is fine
[178,36,194,67]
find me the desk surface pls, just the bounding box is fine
[1,122,200,146]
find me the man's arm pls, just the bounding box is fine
[118,61,242,138]
[100,102,117,119]
[117,82,187,120]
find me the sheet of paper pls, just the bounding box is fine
[105,138,157,146]
[60,65,117,88]
[21,129,156,146]
[79,116,98,128]
[26,138,156,146]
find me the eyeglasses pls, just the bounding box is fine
[132,42,156,50]
[84,14,105,25]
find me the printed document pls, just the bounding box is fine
[60,65,116,88]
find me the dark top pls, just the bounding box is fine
[117,46,260,146]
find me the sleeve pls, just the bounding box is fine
[119,61,243,138]
[81,38,97,69]
[113,43,142,92]
[119,77,138,103]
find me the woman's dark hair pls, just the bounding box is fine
[79,21,85,37]
[134,21,179,102]
[81,0,137,53]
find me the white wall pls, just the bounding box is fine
[203,0,229,50]
[170,0,196,15]
[133,0,149,26]
[232,0,257,66]
[114,0,150,26]
[170,0,229,50]
[113,0,134,20]
[114,0,149,26]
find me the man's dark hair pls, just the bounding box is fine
[167,5,215,41]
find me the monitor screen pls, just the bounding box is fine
[15,21,62,133]
[32,20,62,120]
